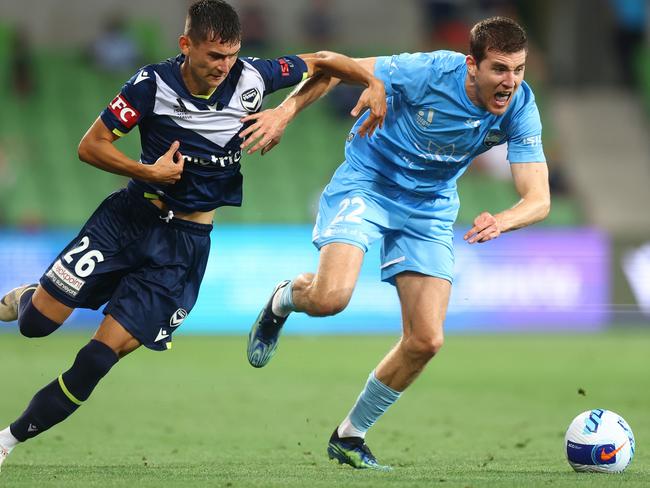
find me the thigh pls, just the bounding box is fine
[395,272,451,339]
[31,285,74,324]
[313,242,365,294]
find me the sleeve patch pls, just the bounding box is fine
[279,58,291,77]
[108,95,140,129]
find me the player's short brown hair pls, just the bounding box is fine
[469,17,527,64]
[185,0,241,44]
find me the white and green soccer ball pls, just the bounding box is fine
[565,409,635,473]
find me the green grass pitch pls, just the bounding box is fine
[0,330,648,487]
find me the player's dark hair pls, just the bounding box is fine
[185,0,241,44]
[469,17,527,64]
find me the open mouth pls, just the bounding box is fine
[494,91,512,107]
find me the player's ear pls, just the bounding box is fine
[179,35,191,56]
[465,55,477,78]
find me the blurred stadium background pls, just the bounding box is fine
[0,0,648,333]
[0,1,649,485]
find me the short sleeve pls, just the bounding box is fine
[100,67,156,136]
[242,55,308,95]
[506,96,546,163]
[374,52,434,105]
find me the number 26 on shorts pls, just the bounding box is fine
[62,236,105,278]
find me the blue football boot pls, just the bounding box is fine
[327,428,393,471]
[247,280,291,368]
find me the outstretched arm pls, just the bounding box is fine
[464,162,551,244]
[240,57,381,155]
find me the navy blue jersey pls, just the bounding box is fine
[100,54,308,212]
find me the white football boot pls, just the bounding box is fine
[0,444,9,473]
[0,284,37,322]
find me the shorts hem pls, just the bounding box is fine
[103,305,169,352]
[381,263,453,286]
[312,237,368,253]
[39,277,87,309]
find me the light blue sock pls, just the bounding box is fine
[339,370,401,438]
[272,280,294,317]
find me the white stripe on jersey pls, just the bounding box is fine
[153,62,266,148]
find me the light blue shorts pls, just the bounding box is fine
[312,163,459,285]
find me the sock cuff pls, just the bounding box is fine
[368,370,401,400]
[280,280,294,310]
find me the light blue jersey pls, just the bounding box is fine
[313,50,546,284]
[345,50,545,194]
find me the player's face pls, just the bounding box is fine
[466,49,526,115]
[179,35,241,94]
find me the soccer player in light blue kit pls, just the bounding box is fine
[243,17,551,470]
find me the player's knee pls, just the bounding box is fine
[308,287,352,317]
[18,298,62,338]
[405,333,444,361]
[62,339,119,402]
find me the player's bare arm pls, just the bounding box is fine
[240,57,382,155]
[464,162,550,244]
[78,118,184,185]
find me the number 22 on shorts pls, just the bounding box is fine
[331,197,367,225]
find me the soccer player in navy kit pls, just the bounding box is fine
[0,0,386,471]
[245,17,551,470]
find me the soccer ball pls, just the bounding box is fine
[565,409,635,473]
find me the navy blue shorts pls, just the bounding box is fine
[40,188,212,351]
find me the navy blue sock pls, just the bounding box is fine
[18,289,61,338]
[10,340,119,441]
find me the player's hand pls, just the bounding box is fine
[239,106,292,156]
[352,79,386,138]
[464,211,502,244]
[148,141,184,184]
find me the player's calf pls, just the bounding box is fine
[8,340,118,442]
[299,282,354,317]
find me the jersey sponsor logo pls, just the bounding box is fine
[173,98,192,119]
[134,70,149,85]
[415,108,435,127]
[45,259,86,297]
[109,95,140,128]
[417,140,470,164]
[278,58,291,77]
[522,135,542,146]
[483,129,505,148]
[182,150,242,168]
[241,87,262,111]
[170,308,188,327]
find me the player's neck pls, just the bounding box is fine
[464,74,484,110]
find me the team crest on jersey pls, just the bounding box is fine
[415,108,435,127]
[483,129,505,148]
[170,308,188,328]
[241,88,262,112]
